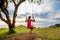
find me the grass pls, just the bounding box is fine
[0,25,60,40]
[33,27,60,40]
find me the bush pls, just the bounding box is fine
[55,24,60,27]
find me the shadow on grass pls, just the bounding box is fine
[0,30,16,40]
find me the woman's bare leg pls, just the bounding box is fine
[30,29,33,34]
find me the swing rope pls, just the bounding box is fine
[30,2,33,18]
[25,0,27,19]
[25,0,33,18]
[25,0,34,26]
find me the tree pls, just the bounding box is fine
[0,0,25,33]
[0,0,41,33]
[55,24,60,27]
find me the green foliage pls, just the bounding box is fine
[49,24,60,28]
[28,0,33,3]
[28,0,41,5]
[8,28,16,34]
[55,24,60,27]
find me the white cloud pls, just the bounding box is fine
[8,2,15,11]
[48,10,60,19]
[0,20,8,28]
[17,0,53,16]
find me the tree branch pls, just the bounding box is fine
[1,6,9,15]
[12,0,25,25]
[17,0,25,6]
[12,0,17,7]
[1,6,11,24]
[5,0,8,8]
[0,13,8,24]
[0,0,4,8]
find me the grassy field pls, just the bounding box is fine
[0,25,60,40]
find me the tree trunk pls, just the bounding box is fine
[12,6,18,29]
[8,24,15,34]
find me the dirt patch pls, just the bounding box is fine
[1,33,47,40]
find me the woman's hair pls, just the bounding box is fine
[28,16,31,19]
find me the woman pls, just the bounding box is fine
[25,16,35,34]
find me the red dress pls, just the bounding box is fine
[27,20,33,29]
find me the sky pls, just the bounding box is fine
[0,0,60,28]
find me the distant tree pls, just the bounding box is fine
[55,24,60,27]
[49,24,60,28]
[49,25,56,28]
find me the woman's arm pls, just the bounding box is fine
[32,17,35,22]
[25,17,27,22]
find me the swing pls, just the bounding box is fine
[25,0,42,29]
[25,0,34,29]
[25,0,34,19]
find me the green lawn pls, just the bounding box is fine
[0,25,60,40]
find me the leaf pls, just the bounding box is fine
[28,0,33,3]
[28,0,41,5]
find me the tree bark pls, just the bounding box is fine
[8,24,15,33]
[12,6,17,28]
